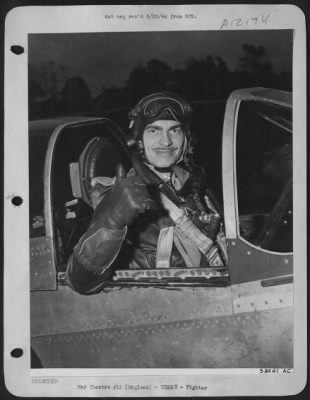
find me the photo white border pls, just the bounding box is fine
[4,4,307,397]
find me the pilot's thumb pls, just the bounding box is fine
[115,163,126,182]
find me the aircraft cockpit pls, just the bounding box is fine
[29,88,293,292]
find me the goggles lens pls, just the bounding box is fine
[143,97,188,119]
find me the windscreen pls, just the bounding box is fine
[236,100,292,253]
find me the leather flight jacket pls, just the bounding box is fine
[66,166,227,294]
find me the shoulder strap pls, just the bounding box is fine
[156,226,174,269]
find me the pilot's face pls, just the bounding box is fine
[142,120,185,168]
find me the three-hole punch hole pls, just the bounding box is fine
[10,348,23,358]
[11,196,23,206]
[10,45,24,55]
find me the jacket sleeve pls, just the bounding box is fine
[66,190,127,294]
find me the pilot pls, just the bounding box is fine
[66,92,227,294]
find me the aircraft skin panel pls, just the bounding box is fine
[31,286,233,337]
[31,307,293,368]
[232,279,293,313]
[30,237,56,291]
[31,284,292,368]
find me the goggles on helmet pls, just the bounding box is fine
[128,92,192,127]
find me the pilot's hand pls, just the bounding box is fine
[95,164,155,229]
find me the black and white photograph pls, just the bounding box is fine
[3,4,307,397]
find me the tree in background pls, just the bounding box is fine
[239,44,272,74]
[28,79,50,119]
[59,77,92,114]
[29,60,67,118]
[29,44,291,119]
[173,55,231,100]
[126,59,173,102]
[29,60,67,99]
[236,44,273,87]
